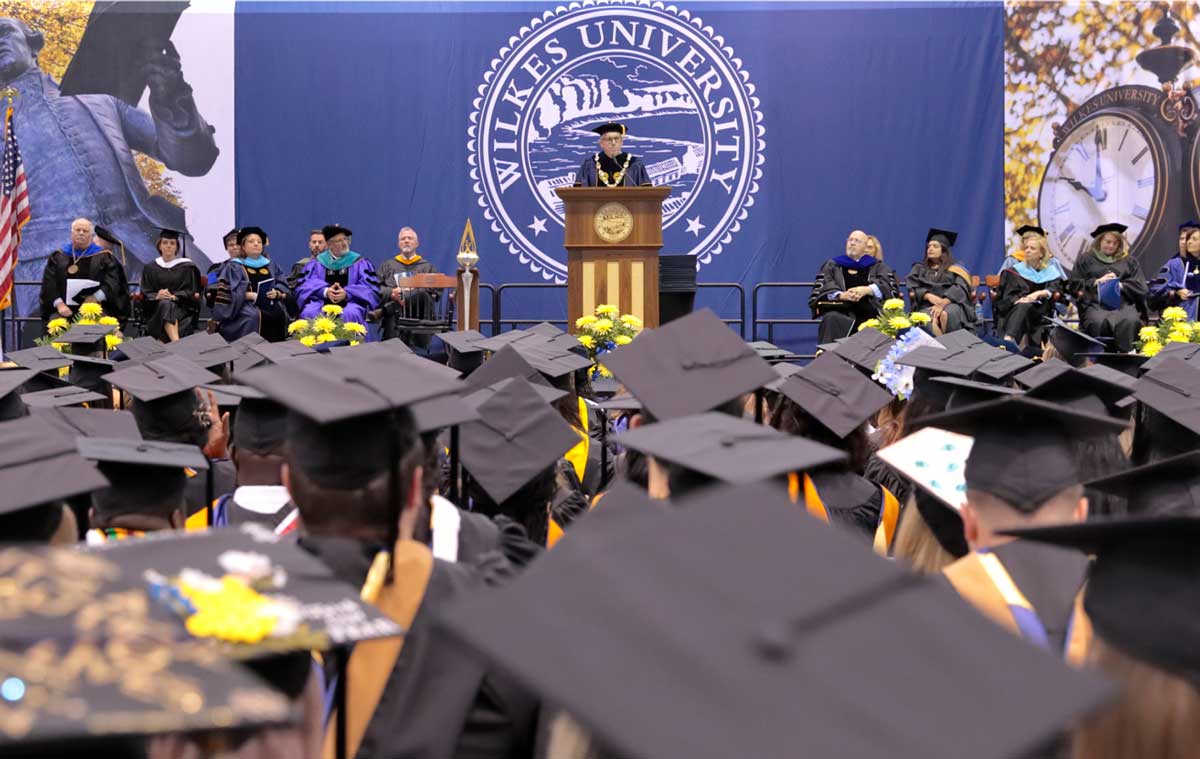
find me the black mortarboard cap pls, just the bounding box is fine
[615,411,845,483]
[1005,515,1200,688]
[1079,450,1200,517]
[475,328,543,353]
[1180,220,1200,232]
[776,352,893,438]
[110,335,170,363]
[747,341,790,364]
[926,227,958,247]
[1047,316,1108,364]
[66,353,117,393]
[201,381,263,410]
[1082,361,1139,392]
[157,228,180,240]
[0,416,108,514]
[971,349,1034,382]
[229,332,269,373]
[0,367,34,420]
[591,121,626,136]
[222,227,240,244]
[820,327,894,373]
[437,329,487,356]
[598,392,643,413]
[935,329,986,351]
[411,392,480,434]
[77,436,209,472]
[765,362,801,392]
[6,345,72,372]
[55,322,117,352]
[1133,357,1200,436]
[895,345,990,378]
[1141,341,1200,372]
[1023,365,1133,418]
[104,355,220,403]
[165,331,241,370]
[322,224,352,239]
[601,308,775,420]
[1015,224,1046,237]
[1013,357,1073,389]
[462,376,568,409]
[248,340,320,365]
[930,376,1021,408]
[1091,222,1128,238]
[463,344,554,392]
[589,376,622,398]
[511,338,594,379]
[236,225,269,245]
[20,385,106,409]
[31,406,142,440]
[439,481,1115,759]
[460,378,580,504]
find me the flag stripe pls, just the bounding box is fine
[0,102,29,313]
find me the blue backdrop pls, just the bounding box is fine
[234,1,1004,352]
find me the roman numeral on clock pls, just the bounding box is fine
[1132,205,1150,220]
[1132,147,1149,165]
[1118,129,1129,152]
[1058,223,1076,246]
[1137,176,1154,188]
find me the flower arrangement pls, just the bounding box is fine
[1137,307,1200,357]
[287,304,366,347]
[575,303,643,378]
[857,298,931,338]
[871,326,943,400]
[38,302,123,354]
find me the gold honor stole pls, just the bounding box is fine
[944,551,1091,666]
[395,254,423,265]
[788,472,831,523]
[322,541,434,759]
[871,488,901,557]
[548,398,593,549]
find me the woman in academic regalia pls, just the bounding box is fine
[994,225,1067,349]
[1068,223,1147,354]
[1148,222,1200,320]
[209,226,292,342]
[906,228,976,335]
[139,229,201,342]
[295,224,379,325]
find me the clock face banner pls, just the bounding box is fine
[1005,1,1200,274]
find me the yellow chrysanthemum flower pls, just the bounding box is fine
[909,312,931,325]
[299,335,317,347]
[97,316,119,326]
[857,318,881,332]
[620,314,643,329]
[76,318,95,325]
[104,334,123,351]
[1167,330,1191,344]
[1141,341,1163,357]
[575,315,597,328]
[287,319,309,334]
[344,321,367,335]
[349,340,361,347]
[46,317,69,335]
[315,333,338,343]
[78,302,103,317]
[888,316,912,330]
[1161,306,1188,322]
[595,304,619,317]
[882,298,905,312]
[590,318,613,335]
[614,334,633,345]
[321,304,344,316]
[1139,326,1160,343]
[51,342,68,352]
[313,317,337,333]
[577,334,595,349]
[594,363,613,378]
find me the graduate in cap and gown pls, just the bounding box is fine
[38,220,130,328]
[296,224,380,325]
[906,228,977,335]
[994,225,1068,349]
[139,228,202,342]
[1148,220,1200,319]
[208,388,298,533]
[808,229,899,343]
[1068,223,1148,353]
[575,122,651,187]
[208,226,293,343]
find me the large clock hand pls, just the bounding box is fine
[1055,175,1093,195]
[1089,132,1108,202]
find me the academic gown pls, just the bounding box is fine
[209,258,294,342]
[906,262,976,333]
[182,458,236,521]
[139,257,202,341]
[211,485,297,532]
[377,255,441,346]
[808,255,899,343]
[296,252,379,325]
[994,266,1065,346]
[39,244,130,325]
[808,469,894,543]
[1068,253,1147,353]
[576,152,651,187]
[298,535,540,759]
[1148,254,1200,320]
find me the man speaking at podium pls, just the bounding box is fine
[575,122,651,187]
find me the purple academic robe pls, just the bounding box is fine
[296,253,379,325]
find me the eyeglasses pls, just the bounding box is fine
[601,136,623,144]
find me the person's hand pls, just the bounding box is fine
[56,302,72,318]
[839,289,859,302]
[391,286,406,302]
[1016,295,1033,305]
[930,303,945,319]
[245,290,257,302]
[1097,272,1118,283]
[1179,288,1192,300]
[200,388,230,460]
[330,287,347,304]
[266,289,280,300]
[156,288,173,301]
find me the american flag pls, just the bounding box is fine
[0,103,29,312]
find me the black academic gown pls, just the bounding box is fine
[183,458,236,520]
[808,256,898,343]
[299,535,539,759]
[1068,253,1147,353]
[39,248,130,325]
[906,262,976,332]
[994,269,1064,346]
[809,469,889,542]
[139,258,202,341]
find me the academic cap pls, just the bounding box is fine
[930,376,1021,408]
[601,308,776,420]
[437,329,487,356]
[103,355,220,403]
[747,340,790,363]
[0,416,109,515]
[1079,450,1200,517]
[247,340,320,365]
[1023,365,1133,418]
[474,327,544,353]
[1013,357,1073,389]
[895,344,992,378]
[615,411,845,484]
[201,381,265,409]
[1082,361,1139,392]
[1015,224,1046,237]
[93,225,122,247]
[236,225,268,245]
[764,362,801,392]
[460,378,580,504]
[971,349,1034,382]
[918,396,1125,511]
[0,367,34,420]
[65,353,117,393]
[598,392,643,413]
[463,343,554,392]
[591,121,626,136]
[411,392,480,434]
[31,406,142,440]
[776,352,893,438]
[222,227,240,244]
[55,322,117,352]
[926,227,958,247]
[110,335,170,362]
[322,224,352,240]
[165,331,241,370]
[77,436,209,473]
[821,327,894,373]
[1181,220,1200,232]
[935,329,985,351]
[1046,316,1108,364]
[20,385,106,409]
[510,338,594,379]
[232,397,289,454]
[1141,341,1200,372]
[589,376,622,398]
[230,332,269,373]
[462,376,568,409]
[876,426,972,513]
[1091,222,1128,238]
[1005,515,1200,688]
[1133,357,1200,436]
[157,227,186,258]
[438,481,1115,759]
[5,345,71,373]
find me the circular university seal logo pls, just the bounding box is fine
[469,0,765,281]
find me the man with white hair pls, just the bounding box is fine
[808,228,898,343]
[38,217,130,328]
[376,226,441,347]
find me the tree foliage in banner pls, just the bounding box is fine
[1004,1,1200,247]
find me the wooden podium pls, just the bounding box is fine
[556,186,672,330]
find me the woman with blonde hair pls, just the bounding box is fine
[1068,223,1148,353]
[994,225,1067,348]
[863,234,883,261]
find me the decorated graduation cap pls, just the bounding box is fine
[926,227,958,248]
[235,225,268,245]
[1015,224,1046,237]
[0,367,34,420]
[1006,514,1200,689]
[591,121,626,136]
[438,481,1115,759]
[776,352,893,438]
[0,416,109,516]
[459,377,579,505]
[616,411,845,485]
[321,223,352,240]
[1090,222,1128,238]
[602,308,775,421]
[918,396,1126,512]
